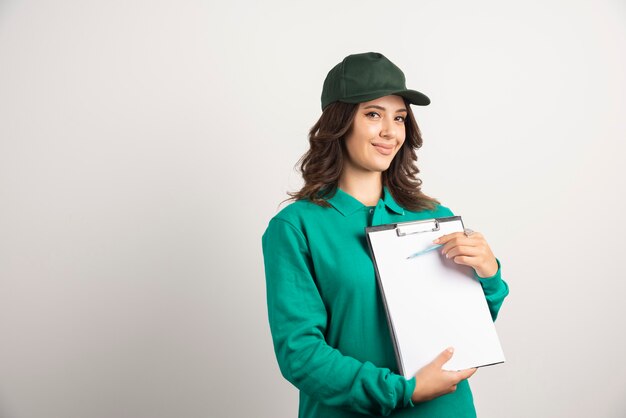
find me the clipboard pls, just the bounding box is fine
[365,215,505,378]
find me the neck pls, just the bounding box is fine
[338,169,383,207]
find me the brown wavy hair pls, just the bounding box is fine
[283,98,441,212]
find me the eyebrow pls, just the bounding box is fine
[362,105,408,113]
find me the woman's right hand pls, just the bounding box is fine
[411,347,477,403]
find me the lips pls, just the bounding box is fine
[372,143,394,155]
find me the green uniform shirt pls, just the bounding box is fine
[261,186,509,417]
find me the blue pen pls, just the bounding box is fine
[406,244,443,260]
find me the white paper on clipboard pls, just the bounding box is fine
[365,215,505,378]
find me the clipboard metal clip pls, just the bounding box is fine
[396,219,440,237]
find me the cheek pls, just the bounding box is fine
[344,136,358,153]
[400,126,407,140]
[346,131,372,153]
[397,134,406,148]
[392,140,406,158]
[398,129,407,148]
[344,136,364,161]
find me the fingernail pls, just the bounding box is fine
[433,238,440,243]
[447,347,454,353]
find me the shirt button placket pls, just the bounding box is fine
[372,201,385,226]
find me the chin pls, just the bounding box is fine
[369,163,392,172]
[372,157,395,171]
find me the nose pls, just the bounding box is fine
[380,117,397,139]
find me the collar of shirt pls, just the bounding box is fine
[326,186,405,217]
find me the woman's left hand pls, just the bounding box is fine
[433,232,498,278]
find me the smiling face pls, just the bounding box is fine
[342,95,407,176]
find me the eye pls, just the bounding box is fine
[365,112,380,118]
[396,115,406,122]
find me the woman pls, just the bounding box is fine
[261,52,509,417]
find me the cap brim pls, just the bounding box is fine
[338,89,430,106]
[393,89,430,106]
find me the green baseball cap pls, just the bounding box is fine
[321,51,430,111]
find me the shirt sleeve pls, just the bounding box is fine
[261,217,415,416]
[473,257,509,321]
[438,205,510,322]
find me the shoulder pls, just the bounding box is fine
[275,197,327,221]
[262,198,332,251]
[264,198,331,233]
[433,203,455,217]
[403,202,456,218]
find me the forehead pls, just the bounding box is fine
[358,95,406,110]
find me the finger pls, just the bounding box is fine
[433,232,465,245]
[439,236,483,256]
[463,231,484,239]
[451,255,476,267]
[455,367,478,382]
[442,245,481,260]
[444,254,483,271]
[452,255,495,274]
[436,231,486,245]
[433,347,454,367]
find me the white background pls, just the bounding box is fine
[1,1,625,417]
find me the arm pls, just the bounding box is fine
[438,205,510,321]
[261,217,415,416]
[473,258,509,321]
